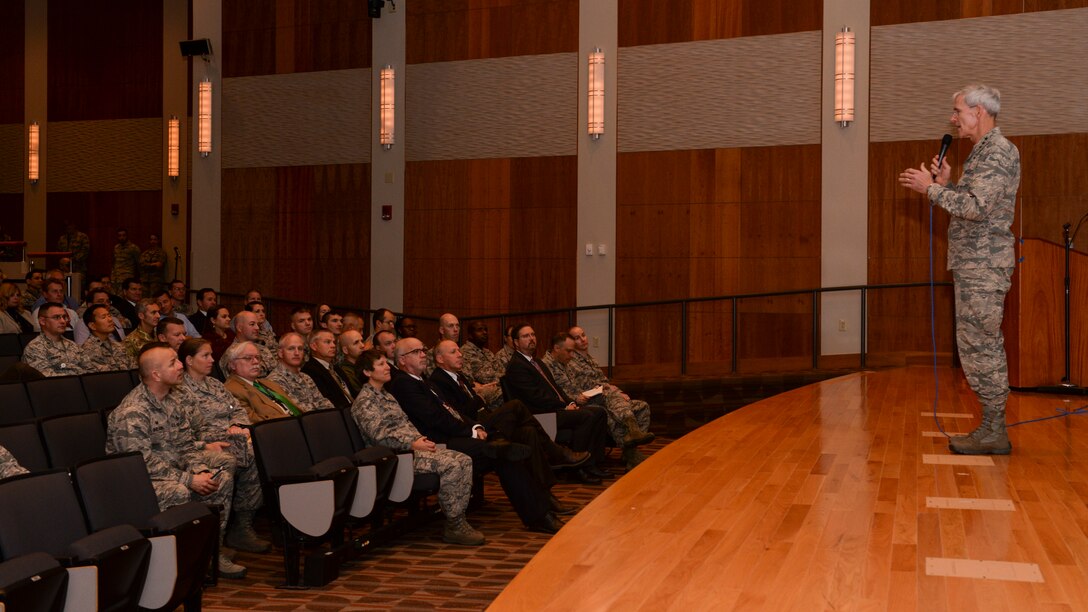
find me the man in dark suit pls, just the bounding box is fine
[187,288,217,334]
[387,337,563,534]
[503,323,610,483]
[301,329,354,410]
[429,340,588,513]
[109,277,142,333]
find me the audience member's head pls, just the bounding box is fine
[290,307,313,335]
[156,316,187,351]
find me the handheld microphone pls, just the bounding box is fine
[933,134,953,180]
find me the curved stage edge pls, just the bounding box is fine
[490,366,1088,611]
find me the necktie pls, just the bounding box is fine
[531,359,565,401]
[456,373,473,398]
[254,380,302,416]
[330,367,353,401]
[425,380,464,422]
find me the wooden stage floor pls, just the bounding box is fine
[491,366,1088,611]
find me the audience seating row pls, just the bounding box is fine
[0,452,216,612]
[0,412,107,473]
[0,370,137,425]
[0,333,36,358]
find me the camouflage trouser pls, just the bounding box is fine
[596,390,651,443]
[953,267,1013,411]
[233,459,264,513]
[153,451,236,539]
[413,448,472,519]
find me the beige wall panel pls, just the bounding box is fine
[48,118,160,192]
[0,124,20,193]
[617,31,822,153]
[222,68,371,168]
[871,8,1088,142]
[405,53,577,161]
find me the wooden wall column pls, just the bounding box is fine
[23,0,46,251]
[163,0,188,284]
[190,0,222,293]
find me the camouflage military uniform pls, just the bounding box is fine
[0,445,29,479]
[21,287,40,312]
[351,383,473,520]
[57,230,90,276]
[255,328,278,351]
[460,341,507,409]
[111,242,141,291]
[176,374,262,513]
[544,352,651,445]
[139,247,168,295]
[123,328,155,363]
[107,384,237,535]
[266,364,334,412]
[926,127,1020,418]
[80,335,132,372]
[22,334,87,377]
[569,351,651,429]
[219,340,277,380]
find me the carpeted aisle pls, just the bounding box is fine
[202,440,670,611]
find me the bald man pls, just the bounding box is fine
[219,311,277,378]
[335,329,367,397]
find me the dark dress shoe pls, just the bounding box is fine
[548,494,576,515]
[483,439,532,462]
[528,512,563,534]
[572,468,601,485]
[550,447,590,469]
[583,465,611,479]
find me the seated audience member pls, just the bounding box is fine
[30,271,79,311]
[341,311,365,333]
[351,349,485,545]
[394,316,417,339]
[156,316,188,353]
[74,287,126,343]
[188,288,218,334]
[366,307,396,347]
[459,320,505,409]
[544,332,654,470]
[0,444,29,479]
[373,330,398,368]
[336,329,367,397]
[224,341,307,423]
[106,343,248,579]
[266,332,335,412]
[30,279,79,332]
[204,306,235,365]
[244,290,274,334]
[176,338,269,556]
[21,269,44,311]
[244,301,277,348]
[319,310,344,338]
[123,298,162,363]
[502,323,610,483]
[496,324,516,365]
[109,278,144,333]
[169,279,194,316]
[302,329,354,409]
[289,306,315,361]
[80,304,131,372]
[315,304,331,323]
[154,289,200,337]
[430,340,586,513]
[388,337,563,534]
[0,281,34,333]
[219,311,276,378]
[23,303,87,376]
[424,313,461,376]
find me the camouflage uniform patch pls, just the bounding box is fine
[80,335,132,372]
[22,334,87,377]
[0,445,29,479]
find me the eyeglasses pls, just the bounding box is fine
[404,348,426,357]
[234,354,260,362]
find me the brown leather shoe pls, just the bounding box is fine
[550,447,590,468]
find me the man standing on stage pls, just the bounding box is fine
[899,84,1021,455]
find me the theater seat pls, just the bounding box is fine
[299,409,397,520]
[0,552,69,612]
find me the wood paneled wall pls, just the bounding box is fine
[406,0,578,64]
[1017,133,1088,245]
[619,0,821,47]
[0,2,23,124]
[615,145,821,372]
[223,0,372,78]
[221,164,371,308]
[402,156,577,320]
[871,0,1088,26]
[46,0,162,121]
[44,192,163,280]
[0,195,23,242]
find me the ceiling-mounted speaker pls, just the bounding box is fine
[179,39,212,58]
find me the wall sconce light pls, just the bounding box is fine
[167,116,180,180]
[28,122,39,184]
[198,79,212,156]
[588,48,604,139]
[834,27,855,127]
[380,66,395,150]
